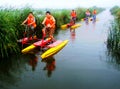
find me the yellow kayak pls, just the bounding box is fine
[41,40,69,59]
[21,44,36,53]
[81,18,99,22]
[81,18,84,21]
[61,24,67,28]
[70,24,82,29]
[61,24,82,29]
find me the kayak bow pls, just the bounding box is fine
[41,40,69,59]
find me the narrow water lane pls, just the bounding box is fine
[0,9,120,89]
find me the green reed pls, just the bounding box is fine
[107,6,120,54]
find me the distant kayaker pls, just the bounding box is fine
[92,9,97,22]
[42,11,56,41]
[21,12,36,38]
[70,9,77,24]
[85,9,91,23]
[85,9,91,17]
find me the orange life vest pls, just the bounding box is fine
[27,15,36,28]
[71,11,77,17]
[45,15,55,28]
[93,10,97,15]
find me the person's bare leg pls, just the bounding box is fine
[42,27,46,39]
[49,28,55,42]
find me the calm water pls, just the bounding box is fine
[0,10,120,89]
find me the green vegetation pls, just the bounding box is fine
[107,6,120,54]
[0,7,104,59]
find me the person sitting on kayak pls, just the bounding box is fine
[70,10,77,24]
[92,9,97,22]
[42,11,56,41]
[21,12,36,38]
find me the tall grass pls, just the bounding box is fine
[52,9,71,28]
[0,7,34,59]
[107,21,120,52]
[107,6,120,54]
[0,9,19,58]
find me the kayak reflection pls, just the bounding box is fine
[70,28,76,42]
[42,57,56,77]
[28,54,38,71]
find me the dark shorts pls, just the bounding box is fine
[72,17,76,21]
[72,17,76,24]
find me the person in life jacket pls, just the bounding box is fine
[42,11,56,41]
[85,9,91,17]
[85,9,91,23]
[92,9,97,22]
[70,10,77,24]
[21,12,36,38]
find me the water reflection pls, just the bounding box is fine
[0,55,27,89]
[27,54,38,71]
[85,20,97,30]
[92,22,96,30]
[85,17,89,25]
[70,28,76,42]
[42,57,56,77]
[106,49,120,70]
